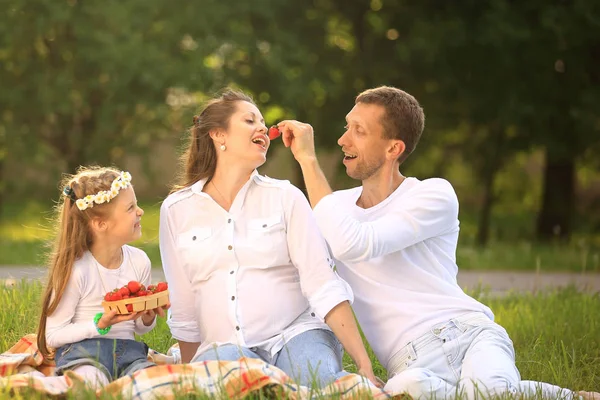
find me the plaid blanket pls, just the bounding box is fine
[1,335,405,399]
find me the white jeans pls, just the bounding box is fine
[384,312,577,399]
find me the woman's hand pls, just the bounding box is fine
[357,362,384,388]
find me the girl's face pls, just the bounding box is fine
[103,186,144,245]
[216,101,270,170]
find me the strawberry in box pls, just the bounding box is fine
[102,280,169,315]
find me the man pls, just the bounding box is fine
[277,86,597,399]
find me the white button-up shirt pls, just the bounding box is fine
[159,170,353,359]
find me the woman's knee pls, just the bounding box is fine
[192,344,258,363]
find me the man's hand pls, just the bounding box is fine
[278,120,317,165]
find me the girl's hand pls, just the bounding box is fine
[97,309,141,329]
[140,303,170,326]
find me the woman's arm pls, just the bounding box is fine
[178,340,201,364]
[325,301,381,387]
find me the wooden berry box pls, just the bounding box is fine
[102,290,170,315]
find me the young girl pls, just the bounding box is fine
[36,166,166,389]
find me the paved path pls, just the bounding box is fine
[1,266,599,296]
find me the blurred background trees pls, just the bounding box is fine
[1,0,598,246]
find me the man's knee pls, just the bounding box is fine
[385,368,446,398]
[460,376,519,398]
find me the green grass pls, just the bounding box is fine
[1,282,598,399]
[2,202,599,272]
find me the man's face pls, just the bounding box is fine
[337,103,389,181]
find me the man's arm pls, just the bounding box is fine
[278,120,458,263]
[314,179,459,262]
[278,120,333,208]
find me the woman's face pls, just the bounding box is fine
[218,101,270,170]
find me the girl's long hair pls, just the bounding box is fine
[37,166,121,359]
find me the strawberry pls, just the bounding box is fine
[137,290,148,297]
[147,285,156,292]
[126,304,133,313]
[104,293,112,301]
[110,292,123,301]
[119,287,130,297]
[156,282,168,292]
[268,126,280,140]
[122,295,130,299]
[127,281,141,294]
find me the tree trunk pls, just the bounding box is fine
[476,166,496,246]
[535,150,575,242]
[0,158,4,220]
[476,125,504,247]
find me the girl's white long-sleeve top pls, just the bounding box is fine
[45,245,156,349]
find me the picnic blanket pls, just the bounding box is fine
[1,335,406,399]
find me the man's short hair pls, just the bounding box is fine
[356,86,425,164]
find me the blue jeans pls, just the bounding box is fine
[385,312,577,399]
[192,329,348,388]
[54,338,155,382]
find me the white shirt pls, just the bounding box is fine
[159,170,353,359]
[45,245,156,349]
[313,177,493,372]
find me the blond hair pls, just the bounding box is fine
[173,89,255,192]
[37,166,124,359]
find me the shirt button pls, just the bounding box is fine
[262,224,267,228]
[231,296,235,300]
[227,245,233,250]
[236,326,240,331]
[230,270,234,274]
[311,312,315,317]
[192,236,196,241]
[228,218,232,223]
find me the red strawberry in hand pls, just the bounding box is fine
[268,126,281,140]
[126,304,133,313]
[127,281,141,294]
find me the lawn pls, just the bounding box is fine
[1,202,599,272]
[0,282,599,399]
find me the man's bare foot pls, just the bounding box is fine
[578,391,600,400]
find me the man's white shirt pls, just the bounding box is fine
[313,177,493,371]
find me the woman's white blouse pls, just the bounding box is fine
[159,171,353,358]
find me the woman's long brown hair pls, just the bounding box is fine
[172,89,255,193]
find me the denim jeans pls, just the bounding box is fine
[192,328,348,388]
[54,338,155,382]
[384,312,577,399]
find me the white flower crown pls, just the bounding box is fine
[74,171,132,211]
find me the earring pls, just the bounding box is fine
[220,144,226,151]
